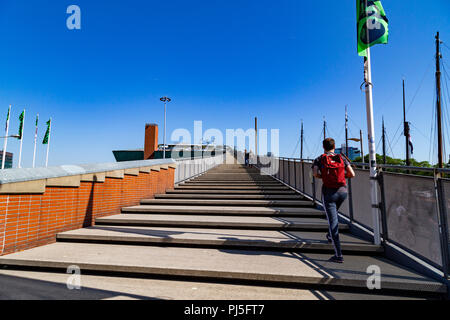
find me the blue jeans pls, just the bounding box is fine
[322,188,348,258]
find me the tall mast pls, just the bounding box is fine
[345,106,349,156]
[360,129,364,163]
[403,79,410,166]
[382,117,387,164]
[300,120,304,160]
[436,32,444,168]
[255,117,258,156]
[323,117,326,140]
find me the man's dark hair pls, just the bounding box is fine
[323,138,335,152]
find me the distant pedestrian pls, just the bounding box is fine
[312,138,355,263]
[244,149,250,166]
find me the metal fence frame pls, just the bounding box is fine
[256,155,450,280]
[174,153,226,184]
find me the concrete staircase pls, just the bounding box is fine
[0,164,446,299]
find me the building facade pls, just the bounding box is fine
[0,151,13,169]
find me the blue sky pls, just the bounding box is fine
[0,0,449,167]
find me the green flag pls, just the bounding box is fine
[357,0,389,57]
[43,119,51,145]
[18,110,25,139]
[5,107,10,131]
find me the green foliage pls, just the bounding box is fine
[352,154,436,176]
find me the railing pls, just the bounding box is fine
[255,155,450,280]
[174,153,226,184]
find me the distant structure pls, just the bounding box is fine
[113,124,227,162]
[0,151,13,169]
[335,144,361,161]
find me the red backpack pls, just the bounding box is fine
[320,153,347,188]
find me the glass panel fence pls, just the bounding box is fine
[351,169,375,230]
[288,161,296,188]
[304,165,313,198]
[383,172,442,267]
[295,161,302,192]
[440,179,450,260]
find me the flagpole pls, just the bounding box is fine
[18,109,25,168]
[32,114,38,168]
[364,48,381,245]
[45,118,52,167]
[2,105,11,170]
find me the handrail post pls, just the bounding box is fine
[301,160,305,193]
[312,175,317,204]
[294,159,297,190]
[435,171,450,279]
[377,168,389,248]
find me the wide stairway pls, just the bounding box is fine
[0,164,446,299]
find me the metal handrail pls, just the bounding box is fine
[256,155,450,278]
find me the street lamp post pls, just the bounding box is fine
[160,97,172,159]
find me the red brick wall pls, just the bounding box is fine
[0,167,175,256]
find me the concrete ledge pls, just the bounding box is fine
[80,173,106,183]
[0,180,46,194]
[0,158,176,185]
[46,176,81,187]
[168,164,177,169]
[124,168,139,176]
[160,165,169,170]
[139,167,152,173]
[150,166,161,172]
[105,170,124,179]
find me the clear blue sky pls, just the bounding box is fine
[0,0,449,167]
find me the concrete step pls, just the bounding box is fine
[3,269,422,300]
[181,184,284,187]
[140,199,313,207]
[0,243,444,295]
[196,174,270,176]
[194,176,274,180]
[183,181,282,185]
[95,214,347,231]
[166,189,298,195]
[56,226,379,253]
[174,186,290,190]
[121,205,324,217]
[155,194,305,200]
[208,170,260,174]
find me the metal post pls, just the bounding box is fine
[255,117,258,158]
[2,105,11,170]
[403,79,411,167]
[364,48,381,245]
[18,109,25,169]
[164,102,166,159]
[160,97,172,159]
[435,172,450,278]
[345,105,354,222]
[360,130,364,162]
[301,121,305,193]
[32,114,39,168]
[382,117,387,164]
[45,118,52,168]
[377,170,389,247]
[345,106,349,157]
[436,32,444,168]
